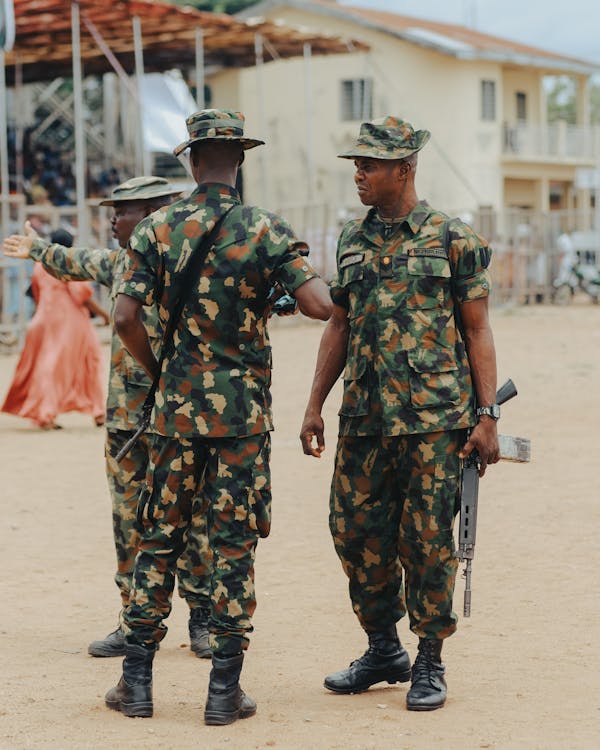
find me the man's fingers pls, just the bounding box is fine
[458,438,474,459]
[2,236,25,257]
[300,430,324,458]
[24,220,35,237]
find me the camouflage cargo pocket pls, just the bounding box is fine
[407,348,460,409]
[339,358,370,416]
[340,261,366,320]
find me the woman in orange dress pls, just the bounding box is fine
[1,260,108,429]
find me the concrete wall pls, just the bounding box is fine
[207,4,592,228]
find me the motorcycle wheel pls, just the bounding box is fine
[553,284,573,305]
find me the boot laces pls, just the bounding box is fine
[349,641,395,668]
[412,649,442,688]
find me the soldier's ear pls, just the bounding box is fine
[238,150,245,166]
[398,160,411,179]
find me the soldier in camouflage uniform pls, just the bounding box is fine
[300,116,500,711]
[2,177,214,659]
[107,109,332,724]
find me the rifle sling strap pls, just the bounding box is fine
[140,205,235,420]
[442,218,465,340]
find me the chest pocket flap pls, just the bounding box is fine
[407,253,451,278]
[406,252,451,309]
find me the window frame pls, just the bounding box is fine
[480,79,496,122]
[340,78,373,122]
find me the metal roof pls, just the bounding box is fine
[241,1,600,76]
[3,0,369,85]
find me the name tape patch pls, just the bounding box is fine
[339,252,364,268]
[407,246,448,259]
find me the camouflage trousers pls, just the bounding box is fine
[329,430,464,640]
[122,432,271,655]
[105,429,211,620]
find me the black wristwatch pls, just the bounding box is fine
[476,404,501,420]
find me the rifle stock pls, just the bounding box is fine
[114,401,153,463]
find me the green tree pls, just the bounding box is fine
[171,0,259,13]
[545,75,600,124]
[545,76,577,124]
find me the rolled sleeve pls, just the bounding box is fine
[449,220,493,303]
[329,279,349,309]
[117,220,159,306]
[277,249,319,293]
[455,268,492,302]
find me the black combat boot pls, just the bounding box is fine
[204,652,257,726]
[105,643,156,718]
[406,638,446,711]
[189,606,211,659]
[323,625,412,694]
[88,626,126,657]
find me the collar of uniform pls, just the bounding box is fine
[362,200,430,237]
[402,200,434,236]
[190,182,242,202]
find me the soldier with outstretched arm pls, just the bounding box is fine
[2,177,215,660]
[300,116,499,712]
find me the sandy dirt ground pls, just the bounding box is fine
[1,301,599,750]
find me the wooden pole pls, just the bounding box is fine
[303,43,315,202]
[195,27,205,109]
[254,33,269,206]
[14,56,23,196]
[71,1,89,243]
[0,50,9,235]
[132,15,151,175]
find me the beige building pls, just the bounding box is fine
[207,0,600,232]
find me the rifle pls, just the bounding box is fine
[456,378,531,617]
[267,244,311,316]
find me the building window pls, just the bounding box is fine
[516,91,527,122]
[481,80,496,121]
[340,79,373,121]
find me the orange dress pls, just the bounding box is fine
[1,264,106,428]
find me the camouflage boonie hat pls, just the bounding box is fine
[173,108,264,157]
[338,116,431,160]
[99,176,181,206]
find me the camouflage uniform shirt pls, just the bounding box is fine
[118,182,319,438]
[30,238,161,431]
[330,200,492,436]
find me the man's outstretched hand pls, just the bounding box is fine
[2,220,38,259]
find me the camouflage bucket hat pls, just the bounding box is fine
[99,176,181,206]
[338,116,431,160]
[173,108,264,157]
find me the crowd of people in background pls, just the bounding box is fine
[0,130,123,340]
[8,126,122,208]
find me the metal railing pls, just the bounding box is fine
[502,121,600,161]
[2,200,598,352]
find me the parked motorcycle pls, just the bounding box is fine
[553,239,600,305]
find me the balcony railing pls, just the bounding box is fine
[502,121,600,162]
